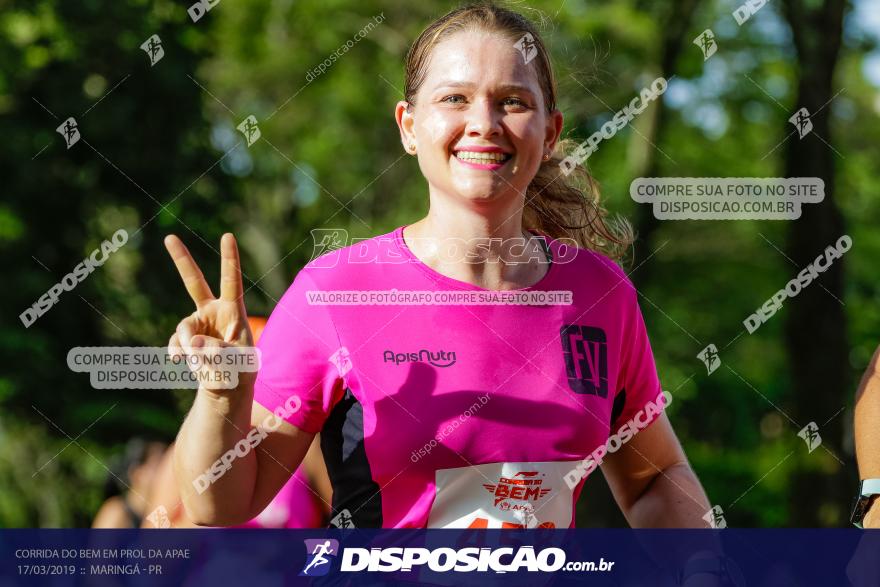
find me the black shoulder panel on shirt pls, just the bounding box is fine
[610,388,626,429]
[538,234,552,264]
[321,388,383,528]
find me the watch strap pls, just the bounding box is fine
[860,478,880,496]
[851,479,880,528]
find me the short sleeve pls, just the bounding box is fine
[610,280,665,432]
[253,269,345,434]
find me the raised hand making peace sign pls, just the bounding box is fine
[164,233,255,393]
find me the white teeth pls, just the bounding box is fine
[455,151,510,163]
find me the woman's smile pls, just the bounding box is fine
[452,145,514,170]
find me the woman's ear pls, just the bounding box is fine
[545,109,564,154]
[395,101,417,153]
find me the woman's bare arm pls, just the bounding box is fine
[173,389,315,526]
[164,233,315,525]
[601,413,711,528]
[141,444,194,528]
[854,344,880,528]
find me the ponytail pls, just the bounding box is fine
[525,138,632,260]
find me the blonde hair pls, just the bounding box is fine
[403,1,633,260]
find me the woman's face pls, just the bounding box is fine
[397,29,563,207]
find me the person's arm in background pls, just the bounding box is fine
[92,497,133,528]
[141,443,198,528]
[854,344,880,528]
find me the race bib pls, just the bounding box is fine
[427,461,580,529]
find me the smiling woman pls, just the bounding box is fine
[165,1,713,534]
[397,4,631,262]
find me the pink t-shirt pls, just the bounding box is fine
[253,226,664,529]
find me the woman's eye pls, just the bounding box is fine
[438,95,529,108]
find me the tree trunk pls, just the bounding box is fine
[630,0,701,284]
[780,0,850,526]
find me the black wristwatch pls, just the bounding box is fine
[850,479,880,528]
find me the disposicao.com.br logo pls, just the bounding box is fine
[299,540,614,574]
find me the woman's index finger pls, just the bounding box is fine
[164,234,216,307]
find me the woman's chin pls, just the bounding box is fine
[449,178,519,203]
[454,188,507,204]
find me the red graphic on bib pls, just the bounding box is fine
[482,471,551,509]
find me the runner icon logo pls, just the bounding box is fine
[560,325,608,397]
[300,539,339,577]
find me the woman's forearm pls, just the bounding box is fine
[173,383,257,526]
[625,462,723,580]
[625,462,712,528]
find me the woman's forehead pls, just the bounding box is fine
[421,30,540,92]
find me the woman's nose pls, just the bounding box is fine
[465,99,502,137]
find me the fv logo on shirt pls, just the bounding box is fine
[560,325,608,397]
